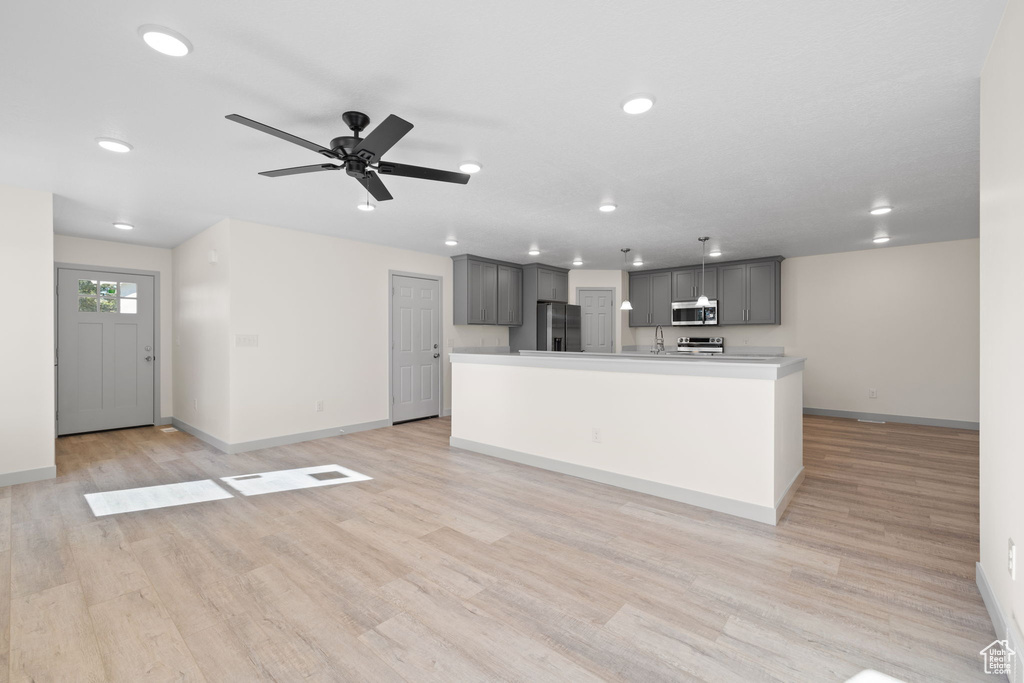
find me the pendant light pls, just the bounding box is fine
[696,237,711,306]
[619,248,634,311]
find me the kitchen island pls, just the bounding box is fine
[449,351,805,524]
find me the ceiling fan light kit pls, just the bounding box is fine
[226,110,471,203]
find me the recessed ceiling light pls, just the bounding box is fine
[708,250,722,257]
[445,239,458,246]
[870,206,892,216]
[873,236,890,244]
[96,137,133,153]
[528,249,540,256]
[599,203,617,213]
[458,161,481,174]
[357,201,375,212]
[113,222,134,231]
[138,25,193,57]
[572,258,583,266]
[633,259,643,266]
[622,95,655,115]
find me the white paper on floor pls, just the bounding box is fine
[160,427,179,432]
[220,464,372,496]
[85,479,233,516]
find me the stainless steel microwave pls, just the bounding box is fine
[671,300,718,326]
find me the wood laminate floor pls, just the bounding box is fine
[0,415,990,682]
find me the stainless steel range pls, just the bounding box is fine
[677,337,724,355]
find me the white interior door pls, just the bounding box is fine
[392,275,441,423]
[579,288,614,353]
[57,269,155,435]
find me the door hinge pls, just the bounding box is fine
[392,396,395,405]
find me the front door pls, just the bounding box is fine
[57,268,155,435]
[579,288,614,353]
[391,275,441,423]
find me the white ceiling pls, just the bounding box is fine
[0,1,1006,268]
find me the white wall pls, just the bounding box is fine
[54,235,174,418]
[0,186,55,481]
[172,219,232,443]
[630,239,980,423]
[174,218,506,446]
[980,0,1024,648]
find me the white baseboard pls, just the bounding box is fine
[449,436,800,525]
[804,407,978,431]
[0,465,57,487]
[977,561,1024,682]
[171,418,389,455]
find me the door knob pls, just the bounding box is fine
[433,352,440,359]
[145,356,154,361]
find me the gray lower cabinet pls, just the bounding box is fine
[537,268,568,302]
[453,255,522,326]
[717,259,780,325]
[628,272,672,327]
[496,265,523,326]
[671,266,717,301]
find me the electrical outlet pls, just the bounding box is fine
[192,398,198,412]
[314,400,324,413]
[868,388,878,399]
[1010,538,1017,580]
[592,428,601,443]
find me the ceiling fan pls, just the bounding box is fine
[225,111,470,201]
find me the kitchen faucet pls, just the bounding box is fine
[653,325,665,354]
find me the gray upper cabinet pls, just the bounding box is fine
[628,271,672,327]
[537,268,568,302]
[716,259,781,325]
[671,266,717,301]
[453,255,522,326]
[628,273,652,327]
[496,265,523,326]
[468,260,497,324]
[717,264,746,325]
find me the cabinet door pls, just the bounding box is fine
[537,269,555,301]
[467,260,487,324]
[746,261,776,324]
[672,268,697,300]
[509,267,523,325]
[629,274,651,327]
[481,262,497,324]
[696,265,717,300]
[496,265,513,325]
[717,264,746,325]
[650,272,672,326]
[553,271,569,303]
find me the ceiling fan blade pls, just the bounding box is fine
[226,114,335,157]
[258,163,342,177]
[356,171,393,201]
[352,115,413,163]
[377,161,470,185]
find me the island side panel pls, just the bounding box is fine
[773,370,805,519]
[451,361,778,510]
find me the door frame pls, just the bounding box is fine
[387,270,444,425]
[575,286,616,353]
[54,263,163,431]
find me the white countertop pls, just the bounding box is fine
[450,350,805,380]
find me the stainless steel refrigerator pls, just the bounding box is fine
[537,303,582,352]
